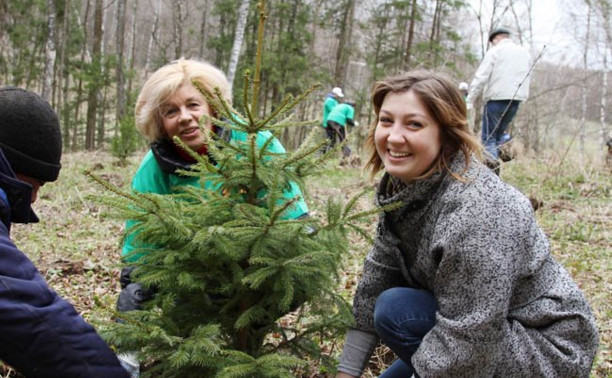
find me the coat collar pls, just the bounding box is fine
[150,126,232,175]
[376,152,476,209]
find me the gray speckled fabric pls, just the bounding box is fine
[340,153,598,378]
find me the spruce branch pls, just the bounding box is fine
[258,83,320,128]
[342,187,372,218]
[281,140,326,172]
[85,170,169,228]
[192,82,243,130]
[256,95,293,129]
[242,71,256,126]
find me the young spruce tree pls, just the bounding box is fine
[91,2,378,376]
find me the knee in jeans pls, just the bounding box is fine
[374,288,404,331]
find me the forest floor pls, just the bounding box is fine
[3,147,611,377]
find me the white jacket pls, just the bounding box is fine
[466,38,532,106]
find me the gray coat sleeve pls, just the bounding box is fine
[337,329,379,376]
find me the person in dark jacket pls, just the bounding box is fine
[0,87,129,377]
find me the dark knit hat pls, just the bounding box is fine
[0,87,62,182]
[489,27,511,42]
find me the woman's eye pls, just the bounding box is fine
[189,102,201,109]
[379,117,392,124]
[161,108,177,117]
[407,121,423,128]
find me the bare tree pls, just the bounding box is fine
[42,0,57,101]
[595,0,611,145]
[227,0,251,90]
[600,51,609,145]
[580,0,592,163]
[334,0,356,86]
[127,0,139,96]
[144,0,163,78]
[85,0,103,150]
[72,0,92,150]
[404,0,418,68]
[115,0,127,132]
[59,0,72,148]
[198,1,210,59]
[172,0,188,58]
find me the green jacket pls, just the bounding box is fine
[122,128,309,259]
[327,103,354,127]
[321,96,339,128]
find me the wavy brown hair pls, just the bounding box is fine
[365,70,482,180]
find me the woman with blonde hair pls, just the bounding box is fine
[117,57,308,312]
[336,70,598,378]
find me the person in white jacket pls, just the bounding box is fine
[466,27,531,166]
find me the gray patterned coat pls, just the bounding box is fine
[338,153,598,377]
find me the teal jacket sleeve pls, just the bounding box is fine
[122,151,170,260]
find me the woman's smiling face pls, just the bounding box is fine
[374,89,442,183]
[159,83,212,150]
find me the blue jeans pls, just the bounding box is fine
[482,100,520,160]
[374,288,437,378]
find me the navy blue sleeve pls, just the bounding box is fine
[0,224,129,377]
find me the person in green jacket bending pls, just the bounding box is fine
[321,87,344,151]
[327,101,355,157]
[117,58,309,313]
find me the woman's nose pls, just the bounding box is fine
[387,123,404,143]
[178,107,191,122]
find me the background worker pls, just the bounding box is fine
[466,27,531,169]
[321,87,344,151]
[326,101,355,157]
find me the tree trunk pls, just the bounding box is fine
[227,0,250,90]
[96,0,108,148]
[85,0,103,151]
[42,0,57,102]
[597,0,611,146]
[73,0,92,150]
[404,0,417,68]
[127,0,138,97]
[580,2,591,164]
[333,0,355,87]
[199,1,210,58]
[172,0,185,58]
[59,0,72,148]
[115,0,127,134]
[600,55,608,147]
[144,0,162,78]
[429,0,442,66]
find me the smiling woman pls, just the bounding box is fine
[159,83,213,152]
[114,59,310,374]
[374,90,442,183]
[336,70,599,378]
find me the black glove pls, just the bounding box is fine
[116,267,155,312]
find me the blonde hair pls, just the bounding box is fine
[135,58,232,142]
[365,70,482,180]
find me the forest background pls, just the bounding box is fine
[1,0,610,376]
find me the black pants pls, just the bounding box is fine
[326,121,350,157]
